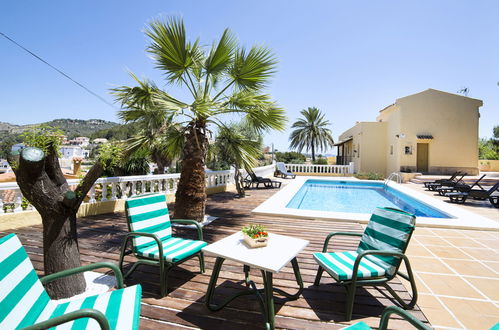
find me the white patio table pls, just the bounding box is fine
[202,232,309,330]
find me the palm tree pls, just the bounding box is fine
[289,107,334,161]
[210,123,262,197]
[112,17,286,221]
[118,95,184,174]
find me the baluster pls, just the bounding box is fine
[0,192,4,214]
[14,193,22,213]
[157,180,163,192]
[141,180,146,194]
[131,181,137,196]
[119,182,128,200]
[173,178,178,193]
[110,182,117,201]
[89,185,96,203]
[101,183,108,202]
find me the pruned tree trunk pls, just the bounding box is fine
[10,146,105,299]
[174,121,208,222]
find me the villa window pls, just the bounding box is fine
[390,145,393,155]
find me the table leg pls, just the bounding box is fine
[244,265,251,287]
[262,270,275,330]
[206,258,260,312]
[271,257,304,300]
[205,257,304,330]
[205,257,225,311]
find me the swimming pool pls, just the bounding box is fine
[252,176,499,230]
[286,180,450,218]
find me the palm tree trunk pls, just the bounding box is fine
[174,121,208,222]
[311,137,316,162]
[234,165,245,197]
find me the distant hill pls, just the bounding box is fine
[0,119,119,139]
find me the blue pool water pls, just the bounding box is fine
[286,180,451,218]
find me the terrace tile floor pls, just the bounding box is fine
[400,182,499,329]
[1,187,429,329]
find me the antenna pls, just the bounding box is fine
[457,87,469,96]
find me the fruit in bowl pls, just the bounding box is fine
[241,224,269,248]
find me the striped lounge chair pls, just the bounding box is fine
[119,193,207,296]
[0,233,142,330]
[313,207,418,321]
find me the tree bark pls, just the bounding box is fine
[311,136,316,162]
[10,146,105,299]
[234,165,245,197]
[174,121,208,222]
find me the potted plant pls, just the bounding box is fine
[241,224,269,248]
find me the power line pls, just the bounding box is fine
[0,31,117,109]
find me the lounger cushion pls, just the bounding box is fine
[357,207,415,276]
[36,285,142,329]
[0,233,142,330]
[341,321,371,329]
[313,251,387,281]
[134,237,207,262]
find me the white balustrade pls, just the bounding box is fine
[0,165,276,214]
[284,162,354,175]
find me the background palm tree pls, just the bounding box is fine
[112,17,286,221]
[289,107,334,161]
[118,98,184,174]
[208,122,262,197]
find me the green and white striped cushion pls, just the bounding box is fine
[135,237,207,263]
[0,233,52,329]
[37,285,142,329]
[357,207,415,276]
[125,193,173,250]
[313,251,387,281]
[0,233,142,329]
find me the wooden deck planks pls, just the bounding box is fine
[1,187,430,329]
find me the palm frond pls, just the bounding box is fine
[229,46,277,91]
[145,17,197,86]
[204,29,237,89]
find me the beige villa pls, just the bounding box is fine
[335,89,483,176]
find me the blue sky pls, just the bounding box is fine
[1,1,498,152]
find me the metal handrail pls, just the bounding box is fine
[384,172,402,187]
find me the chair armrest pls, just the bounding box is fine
[322,232,363,252]
[379,306,430,330]
[24,308,110,330]
[171,219,204,241]
[40,262,124,289]
[351,250,409,282]
[121,232,164,262]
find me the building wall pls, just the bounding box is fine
[358,122,387,174]
[394,89,481,175]
[338,89,482,176]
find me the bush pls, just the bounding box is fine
[354,172,384,180]
[312,158,328,165]
[275,151,306,163]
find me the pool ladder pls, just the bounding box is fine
[384,172,402,187]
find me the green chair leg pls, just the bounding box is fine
[345,283,357,321]
[314,266,324,286]
[198,252,205,273]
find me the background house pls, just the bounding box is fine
[335,89,482,175]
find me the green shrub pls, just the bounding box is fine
[313,158,328,165]
[275,151,306,163]
[354,172,384,180]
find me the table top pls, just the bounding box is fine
[202,232,309,273]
